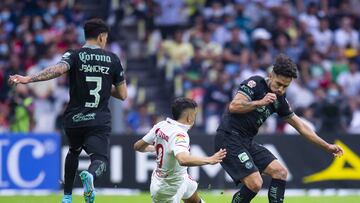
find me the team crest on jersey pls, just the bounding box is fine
[247,80,256,88]
[62,52,71,59]
[238,152,249,163]
[245,161,253,169]
[175,134,187,144]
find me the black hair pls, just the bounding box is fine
[84,18,109,40]
[307,2,318,9]
[272,54,298,78]
[171,97,198,120]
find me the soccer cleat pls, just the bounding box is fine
[61,194,72,203]
[79,171,95,203]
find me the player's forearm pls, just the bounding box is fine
[29,63,69,82]
[136,147,155,153]
[229,100,261,114]
[143,145,155,152]
[134,140,154,152]
[299,123,329,151]
[177,155,210,166]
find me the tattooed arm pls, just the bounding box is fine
[28,62,69,82]
[8,62,69,85]
[228,92,277,114]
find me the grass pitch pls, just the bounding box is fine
[0,192,359,203]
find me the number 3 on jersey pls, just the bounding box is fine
[85,76,102,108]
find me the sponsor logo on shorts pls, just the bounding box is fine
[245,161,253,169]
[72,113,96,122]
[238,152,249,163]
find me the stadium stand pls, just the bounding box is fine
[1,0,360,135]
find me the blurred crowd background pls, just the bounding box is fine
[1,0,360,136]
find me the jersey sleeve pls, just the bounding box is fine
[142,125,157,144]
[59,50,75,69]
[237,76,261,101]
[276,96,294,118]
[112,54,125,86]
[172,133,190,156]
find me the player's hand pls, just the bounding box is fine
[208,148,227,165]
[8,75,31,85]
[258,93,277,106]
[326,144,344,157]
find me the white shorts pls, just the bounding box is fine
[150,174,198,203]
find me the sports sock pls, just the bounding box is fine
[268,179,286,203]
[232,185,257,203]
[64,150,80,195]
[88,158,107,180]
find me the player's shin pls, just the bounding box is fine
[88,155,107,180]
[232,185,257,203]
[64,149,80,195]
[268,179,286,203]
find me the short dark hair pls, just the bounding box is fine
[171,97,198,120]
[84,18,109,40]
[272,54,298,78]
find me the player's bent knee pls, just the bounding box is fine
[272,166,288,180]
[279,167,288,180]
[243,173,263,192]
[245,178,263,192]
[249,180,263,192]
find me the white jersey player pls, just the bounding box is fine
[134,97,226,203]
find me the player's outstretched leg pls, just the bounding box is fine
[231,185,258,203]
[79,154,107,203]
[62,148,81,203]
[232,172,262,203]
[79,170,95,203]
[88,158,107,181]
[268,179,286,203]
[263,160,288,203]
